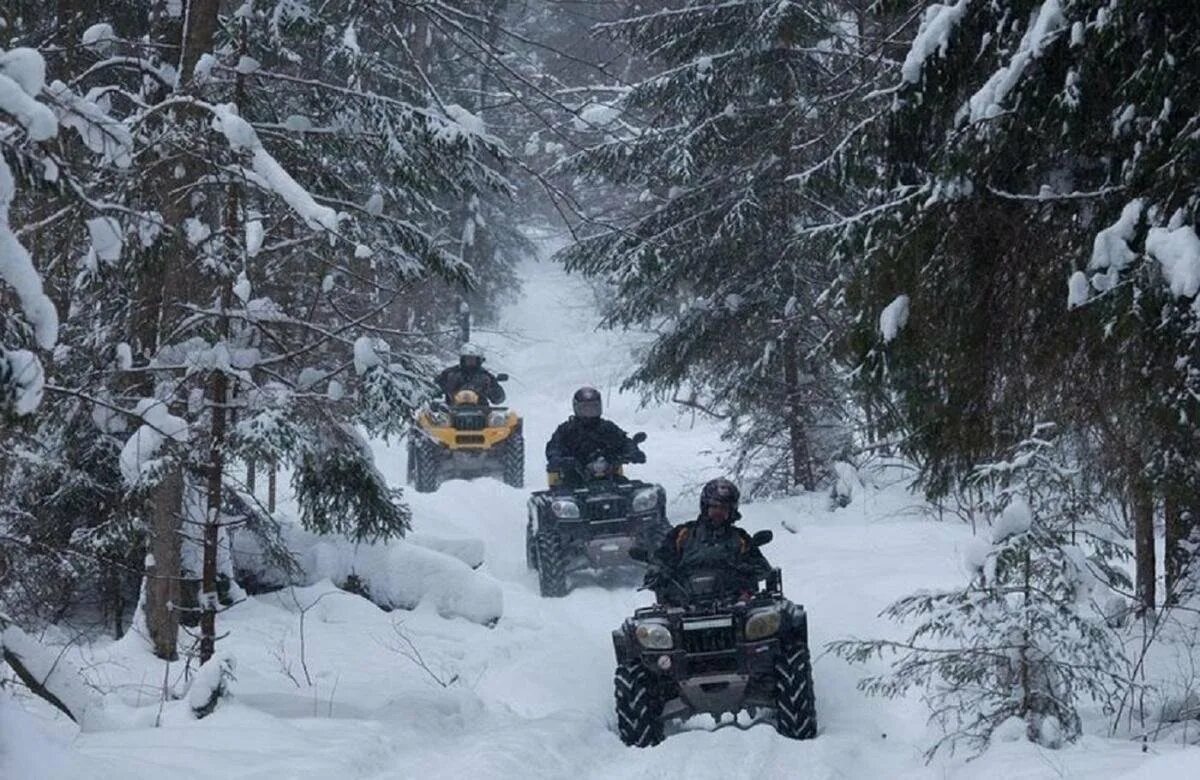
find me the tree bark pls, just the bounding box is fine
[1164,489,1196,605]
[199,368,227,664]
[144,468,183,659]
[1131,478,1156,616]
[782,335,816,491]
[180,0,221,87]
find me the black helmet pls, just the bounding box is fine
[700,478,740,511]
[572,386,602,419]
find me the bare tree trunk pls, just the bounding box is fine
[199,369,227,664]
[144,469,183,659]
[782,335,815,491]
[268,460,277,513]
[180,0,221,88]
[135,0,223,660]
[1132,478,1156,616]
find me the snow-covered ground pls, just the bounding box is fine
[5,238,1200,778]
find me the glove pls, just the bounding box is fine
[629,448,647,464]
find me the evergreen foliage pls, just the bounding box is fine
[832,429,1130,757]
[558,0,885,494]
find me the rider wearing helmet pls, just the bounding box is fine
[435,342,506,405]
[545,387,645,480]
[645,478,771,601]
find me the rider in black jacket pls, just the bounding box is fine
[435,343,505,405]
[545,387,645,479]
[646,478,771,602]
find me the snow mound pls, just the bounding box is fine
[235,525,502,625]
[305,536,502,625]
[408,533,487,569]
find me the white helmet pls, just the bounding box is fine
[459,342,485,358]
[459,342,485,368]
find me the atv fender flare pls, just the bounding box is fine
[612,628,635,665]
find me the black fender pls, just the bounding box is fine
[612,627,634,665]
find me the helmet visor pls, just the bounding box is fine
[574,398,602,418]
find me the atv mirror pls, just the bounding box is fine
[751,530,774,548]
[495,373,509,382]
[628,547,649,563]
[632,432,647,444]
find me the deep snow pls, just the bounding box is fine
[4,237,1200,779]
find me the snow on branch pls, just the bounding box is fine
[0,618,105,730]
[959,0,1067,124]
[901,0,972,85]
[210,103,342,233]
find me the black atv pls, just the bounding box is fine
[611,532,817,747]
[526,433,671,597]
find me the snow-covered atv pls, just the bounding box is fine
[525,435,670,597]
[407,384,524,493]
[611,534,817,747]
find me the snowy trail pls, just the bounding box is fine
[36,242,1199,779]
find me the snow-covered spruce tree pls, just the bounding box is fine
[844,2,1200,610]
[557,1,890,495]
[1,1,512,663]
[832,430,1130,757]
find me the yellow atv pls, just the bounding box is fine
[407,387,524,492]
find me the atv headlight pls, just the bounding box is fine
[550,498,580,519]
[744,607,782,641]
[635,621,673,650]
[631,487,659,514]
[487,410,508,427]
[427,410,450,427]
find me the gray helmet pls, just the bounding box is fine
[459,342,485,369]
[572,386,602,419]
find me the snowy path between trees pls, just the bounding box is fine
[6,239,1200,779]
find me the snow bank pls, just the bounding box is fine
[1146,224,1200,299]
[879,294,910,342]
[0,691,79,778]
[0,622,105,730]
[305,535,503,625]
[233,524,502,625]
[408,533,487,569]
[901,0,971,84]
